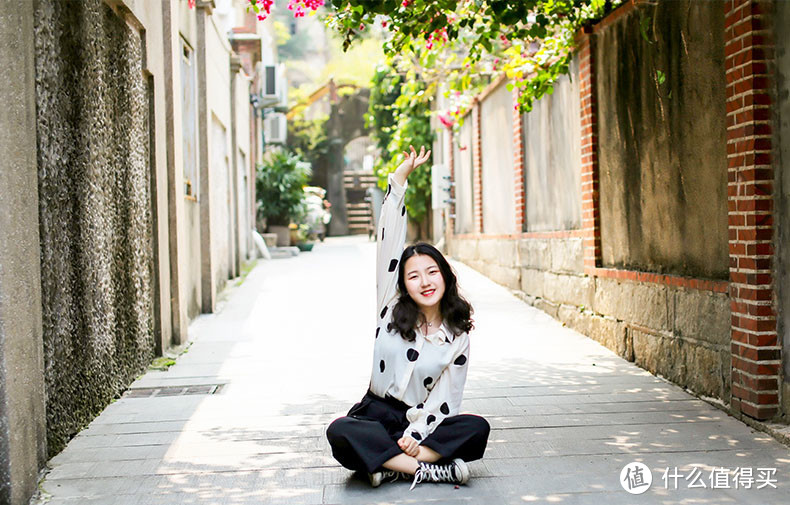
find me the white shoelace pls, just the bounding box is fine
[409,463,456,490]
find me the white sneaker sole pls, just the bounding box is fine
[453,458,470,485]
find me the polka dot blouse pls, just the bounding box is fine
[370,174,470,443]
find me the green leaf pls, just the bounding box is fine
[639,16,652,43]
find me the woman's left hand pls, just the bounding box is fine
[397,435,420,457]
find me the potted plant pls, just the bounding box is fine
[292,223,317,251]
[256,150,312,246]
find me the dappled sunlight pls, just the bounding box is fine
[40,237,790,505]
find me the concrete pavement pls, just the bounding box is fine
[36,235,790,504]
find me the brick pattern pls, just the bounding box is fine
[578,31,602,272]
[592,268,729,293]
[446,126,456,237]
[472,100,483,233]
[725,0,778,420]
[513,88,526,232]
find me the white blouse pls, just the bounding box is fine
[369,174,470,443]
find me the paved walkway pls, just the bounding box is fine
[38,236,790,504]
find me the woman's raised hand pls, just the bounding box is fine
[393,145,431,186]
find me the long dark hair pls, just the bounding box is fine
[389,243,474,342]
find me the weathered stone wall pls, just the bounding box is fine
[454,119,474,234]
[0,2,48,502]
[522,57,582,232]
[449,235,731,400]
[775,0,790,417]
[596,0,729,279]
[185,200,202,319]
[207,17,233,293]
[33,0,154,455]
[480,81,516,234]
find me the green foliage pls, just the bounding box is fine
[326,0,623,113]
[149,357,176,371]
[366,66,402,162]
[367,62,434,224]
[287,116,330,165]
[256,150,313,226]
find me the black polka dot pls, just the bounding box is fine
[423,377,433,388]
[416,403,424,409]
[445,336,451,344]
[388,259,398,272]
[386,322,393,332]
[379,360,385,372]
[440,402,449,415]
[454,355,467,366]
[380,306,388,319]
[411,431,422,441]
[407,348,419,362]
[401,206,406,216]
[375,327,380,338]
[386,183,391,196]
[381,227,385,240]
[427,414,436,425]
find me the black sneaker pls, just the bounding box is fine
[409,458,470,490]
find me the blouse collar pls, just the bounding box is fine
[420,321,453,346]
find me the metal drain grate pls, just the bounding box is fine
[123,384,225,398]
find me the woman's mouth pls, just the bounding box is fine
[421,289,436,297]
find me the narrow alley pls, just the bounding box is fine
[37,236,790,505]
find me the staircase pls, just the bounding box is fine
[343,171,378,238]
[346,202,374,237]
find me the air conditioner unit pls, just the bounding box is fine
[264,113,287,144]
[253,63,288,108]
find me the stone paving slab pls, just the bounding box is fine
[35,236,790,505]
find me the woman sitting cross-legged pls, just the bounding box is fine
[326,145,490,490]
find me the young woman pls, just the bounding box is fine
[326,146,490,490]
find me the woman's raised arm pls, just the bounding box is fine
[375,146,431,319]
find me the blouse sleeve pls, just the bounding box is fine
[376,174,408,319]
[403,333,470,443]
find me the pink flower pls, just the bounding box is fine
[402,0,410,6]
[438,114,454,129]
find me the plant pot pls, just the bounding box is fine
[261,233,278,248]
[296,242,315,252]
[289,227,301,245]
[268,225,291,247]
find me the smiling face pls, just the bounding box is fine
[403,253,446,312]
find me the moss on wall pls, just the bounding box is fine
[33,0,154,456]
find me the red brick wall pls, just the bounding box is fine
[513,89,525,232]
[725,0,779,420]
[578,30,602,272]
[446,126,456,236]
[472,100,483,233]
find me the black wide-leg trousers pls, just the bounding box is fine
[326,390,490,474]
